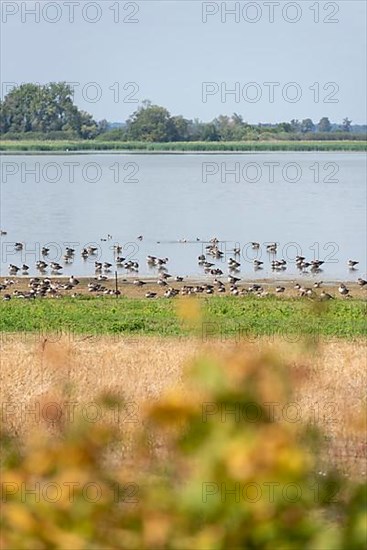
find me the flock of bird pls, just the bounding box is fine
[1,234,366,301]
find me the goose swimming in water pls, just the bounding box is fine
[87,246,98,255]
[266,243,277,253]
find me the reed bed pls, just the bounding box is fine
[0,140,366,152]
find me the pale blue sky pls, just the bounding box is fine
[1,1,366,123]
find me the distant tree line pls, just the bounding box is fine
[1,83,365,142]
[0,83,99,139]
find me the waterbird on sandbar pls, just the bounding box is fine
[299,287,314,298]
[164,288,179,298]
[133,280,146,286]
[276,286,285,293]
[145,292,157,298]
[338,283,349,296]
[320,291,334,301]
[357,278,367,286]
[248,284,262,293]
[69,275,79,286]
[313,281,323,288]
[228,275,240,284]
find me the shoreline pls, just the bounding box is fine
[1,140,366,154]
[1,276,366,300]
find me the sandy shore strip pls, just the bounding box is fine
[1,276,366,299]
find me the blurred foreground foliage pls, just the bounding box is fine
[1,348,366,549]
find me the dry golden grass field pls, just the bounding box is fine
[1,335,366,479]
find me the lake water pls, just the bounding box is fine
[0,152,366,281]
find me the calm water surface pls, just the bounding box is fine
[1,152,366,281]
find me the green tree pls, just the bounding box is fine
[301,118,315,133]
[200,123,220,141]
[126,103,178,142]
[317,117,332,132]
[342,117,352,132]
[0,82,98,138]
[290,119,302,132]
[171,115,189,141]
